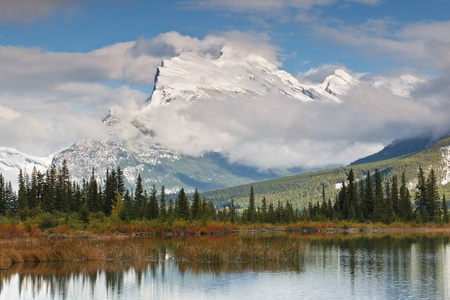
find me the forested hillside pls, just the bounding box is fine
[201,137,450,211]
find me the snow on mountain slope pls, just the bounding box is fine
[0,147,53,185]
[365,74,425,98]
[148,47,354,106]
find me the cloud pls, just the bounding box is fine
[183,0,335,12]
[135,75,448,169]
[312,20,450,72]
[0,0,79,23]
[0,31,281,156]
[2,30,450,172]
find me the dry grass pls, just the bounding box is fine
[174,235,303,263]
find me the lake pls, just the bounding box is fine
[0,233,449,300]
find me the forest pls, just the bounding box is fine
[0,161,448,234]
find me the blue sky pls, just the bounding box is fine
[1,0,450,168]
[2,0,448,75]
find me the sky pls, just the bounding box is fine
[1,0,450,170]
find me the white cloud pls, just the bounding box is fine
[0,31,281,156]
[183,0,335,12]
[312,20,450,72]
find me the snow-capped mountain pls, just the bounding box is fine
[0,147,53,186]
[11,46,421,192]
[148,47,356,106]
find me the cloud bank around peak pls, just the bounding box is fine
[0,31,281,156]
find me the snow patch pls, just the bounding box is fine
[441,146,450,185]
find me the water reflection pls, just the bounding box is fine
[1,233,449,300]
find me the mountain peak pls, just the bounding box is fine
[148,47,351,106]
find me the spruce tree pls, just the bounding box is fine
[116,167,125,197]
[87,168,100,212]
[148,184,159,219]
[415,167,427,218]
[190,189,201,220]
[159,185,167,221]
[134,174,144,214]
[230,199,236,223]
[373,169,386,223]
[426,168,439,220]
[391,175,400,217]
[442,195,449,223]
[0,174,6,215]
[17,169,28,211]
[364,171,374,220]
[247,186,255,222]
[177,188,189,220]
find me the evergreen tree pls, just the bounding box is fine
[17,169,28,211]
[116,167,125,197]
[190,189,201,220]
[442,195,449,223]
[0,174,5,215]
[103,169,117,216]
[134,174,144,215]
[415,167,427,218]
[148,184,159,219]
[373,169,386,223]
[230,199,236,223]
[119,190,134,221]
[384,181,396,223]
[426,168,439,220]
[159,185,167,221]
[399,173,413,222]
[261,197,267,223]
[364,171,374,220]
[247,186,255,222]
[87,168,100,212]
[391,175,400,217]
[167,198,174,220]
[267,202,275,224]
[347,169,358,215]
[177,188,190,219]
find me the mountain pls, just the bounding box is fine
[52,47,361,192]
[0,147,53,185]
[147,47,356,106]
[201,136,450,210]
[52,139,309,193]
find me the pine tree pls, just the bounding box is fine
[261,196,267,222]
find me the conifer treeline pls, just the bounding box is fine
[1,162,449,225]
[304,168,449,224]
[0,160,221,223]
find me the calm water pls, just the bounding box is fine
[1,234,449,300]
